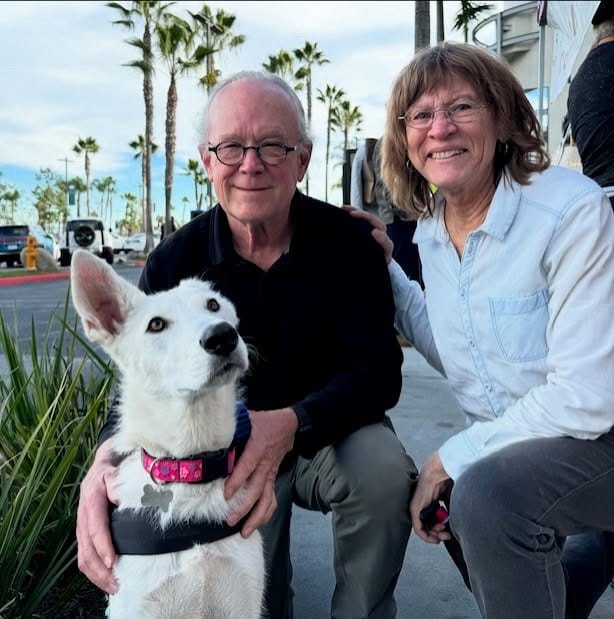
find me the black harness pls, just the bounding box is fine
[110,402,251,555]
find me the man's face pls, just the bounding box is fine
[201,79,312,227]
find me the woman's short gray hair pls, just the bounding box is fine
[197,71,312,151]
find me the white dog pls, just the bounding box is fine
[70,249,264,619]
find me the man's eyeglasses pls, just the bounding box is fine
[208,142,298,166]
[398,102,487,130]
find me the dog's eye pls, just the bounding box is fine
[147,317,167,332]
[206,298,220,312]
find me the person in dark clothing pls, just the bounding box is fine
[159,215,176,239]
[75,71,416,619]
[567,1,614,208]
[351,137,424,286]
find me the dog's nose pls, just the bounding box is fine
[200,322,239,356]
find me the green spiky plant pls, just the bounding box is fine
[0,291,115,617]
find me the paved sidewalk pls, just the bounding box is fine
[290,347,614,618]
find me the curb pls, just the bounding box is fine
[0,272,71,286]
[0,261,146,287]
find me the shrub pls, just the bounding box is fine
[0,294,114,617]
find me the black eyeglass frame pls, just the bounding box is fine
[207,142,298,166]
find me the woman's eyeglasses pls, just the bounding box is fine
[398,102,487,130]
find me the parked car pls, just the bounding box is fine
[122,232,160,254]
[0,224,30,267]
[107,230,128,254]
[59,218,114,266]
[30,224,60,261]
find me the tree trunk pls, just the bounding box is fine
[436,1,445,43]
[305,72,312,196]
[85,153,91,216]
[143,24,154,251]
[415,0,431,51]
[324,110,331,202]
[164,74,177,231]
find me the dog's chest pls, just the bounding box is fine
[109,532,264,618]
[117,453,231,526]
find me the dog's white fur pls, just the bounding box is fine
[70,249,264,618]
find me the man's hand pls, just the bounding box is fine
[76,439,120,594]
[224,407,298,537]
[409,451,452,544]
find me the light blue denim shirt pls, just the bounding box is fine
[389,165,614,480]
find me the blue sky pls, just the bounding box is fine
[0,1,498,231]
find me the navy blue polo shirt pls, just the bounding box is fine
[101,191,402,458]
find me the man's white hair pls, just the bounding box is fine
[197,71,313,150]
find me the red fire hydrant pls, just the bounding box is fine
[24,235,37,271]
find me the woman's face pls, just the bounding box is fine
[403,76,499,200]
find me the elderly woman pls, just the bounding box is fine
[349,43,614,618]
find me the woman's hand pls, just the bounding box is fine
[409,451,452,544]
[342,206,394,264]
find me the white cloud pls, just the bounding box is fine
[0,0,499,221]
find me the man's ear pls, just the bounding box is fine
[199,145,213,177]
[297,143,312,182]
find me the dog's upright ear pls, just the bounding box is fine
[71,249,144,347]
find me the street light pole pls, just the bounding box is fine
[57,156,73,219]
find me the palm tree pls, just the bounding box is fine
[95,176,116,227]
[316,85,345,202]
[107,0,172,251]
[190,5,245,90]
[183,158,208,211]
[129,134,159,230]
[262,49,295,80]
[156,12,210,234]
[415,0,431,51]
[453,0,494,43]
[189,4,245,209]
[293,41,329,196]
[181,195,189,223]
[72,136,99,216]
[119,191,139,235]
[70,176,87,218]
[436,1,445,43]
[331,99,362,204]
[104,176,117,229]
[92,178,105,214]
[2,189,20,223]
[334,99,363,153]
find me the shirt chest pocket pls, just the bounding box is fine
[489,289,549,362]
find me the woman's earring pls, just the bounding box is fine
[496,140,510,157]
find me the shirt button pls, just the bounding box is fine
[469,340,475,348]
[486,384,492,392]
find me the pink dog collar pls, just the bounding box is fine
[141,401,252,484]
[142,448,236,484]
[141,401,250,485]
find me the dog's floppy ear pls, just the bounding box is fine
[71,249,144,347]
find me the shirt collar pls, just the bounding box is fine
[414,172,521,244]
[210,205,237,266]
[209,190,305,267]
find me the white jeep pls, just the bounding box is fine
[59,218,114,266]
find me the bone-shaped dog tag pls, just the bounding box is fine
[141,484,173,512]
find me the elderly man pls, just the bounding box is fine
[76,71,416,619]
